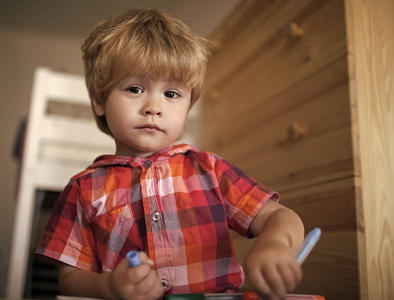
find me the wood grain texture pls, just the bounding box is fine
[201,0,394,298]
[202,55,354,192]
[231,178,360,299]
[202,0,353,192]
[346,0,394,299]
[281,178,360,298]
[205,0,347,113]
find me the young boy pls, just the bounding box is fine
[36,8,304,300]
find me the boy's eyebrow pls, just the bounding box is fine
[120,76,190,87]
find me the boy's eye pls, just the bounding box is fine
[164,91,179,99]
[127,86,143,94]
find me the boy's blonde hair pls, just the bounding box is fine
[82,8,211,136]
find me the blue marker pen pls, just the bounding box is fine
[296,227,321,265]
[126,250,142,267]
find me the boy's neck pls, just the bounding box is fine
[115,148,156,157]
[114,143,179,157]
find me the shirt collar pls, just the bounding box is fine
[87,143,198,169]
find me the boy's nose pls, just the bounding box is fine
[143,107,162,116]
[142,97,162,116]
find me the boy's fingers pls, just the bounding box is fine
[126,264,152,284]
[277,263,297,292]
[114,251,155,286]
[122,268,162,300]
[291,262,303,284]
[246,264,272,297]
[133,271,163,297]
[138,251,154,266]
[263,265,286,300]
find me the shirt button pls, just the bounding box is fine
[161,279,169,289]
[152,211,161,222]
[144,160,152,168]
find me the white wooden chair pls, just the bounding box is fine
[7,67,115,299]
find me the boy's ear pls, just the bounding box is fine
[92,98,105,116]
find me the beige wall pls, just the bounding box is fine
[0,27,85,296]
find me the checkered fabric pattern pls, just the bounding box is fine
[36,144,278,294]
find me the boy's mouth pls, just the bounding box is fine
[137,124,163,132]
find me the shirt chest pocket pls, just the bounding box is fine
[90,204,143,269]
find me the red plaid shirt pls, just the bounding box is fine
[36,144,278,294]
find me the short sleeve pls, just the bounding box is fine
[211,154,279,237]
[35,178,100,272]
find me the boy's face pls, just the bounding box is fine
[94,77,191,156]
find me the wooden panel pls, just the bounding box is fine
[205,0,347,112]
[198,0,394,298]
[201,0,352,191]
[208,0,276,51]
[231,178,361,299]
[345,0,394,299]
[202,56,354,191]
[294,230,359,299]
[206,0,315,88]
[279,178,358,233]
[280,177,366,299]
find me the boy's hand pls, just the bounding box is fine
[108,251,163,300]
[244,240,302,300]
